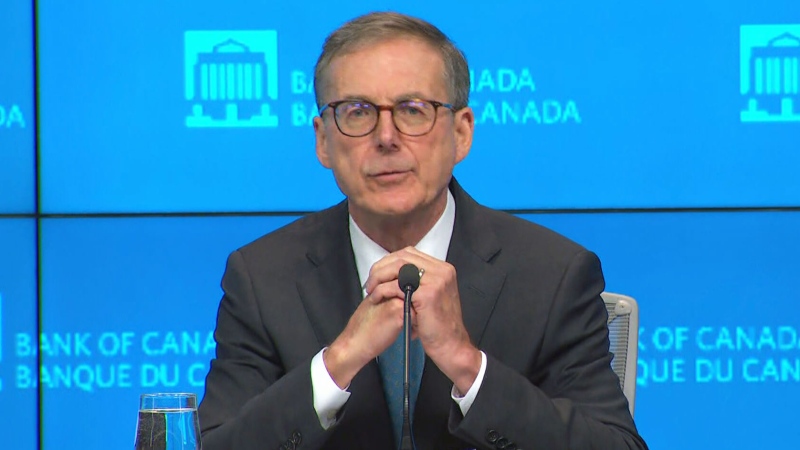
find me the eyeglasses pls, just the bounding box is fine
[318,99,456,137]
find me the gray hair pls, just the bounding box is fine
[313,12,470,110]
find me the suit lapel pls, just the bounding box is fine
[447,179,506,351]
[414,179,507,448]
[295,202,361,347]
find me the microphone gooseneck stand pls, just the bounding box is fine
[398,263,421,450]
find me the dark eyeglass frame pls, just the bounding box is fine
[318,99,457,137]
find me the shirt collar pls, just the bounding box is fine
[349,189,456,291]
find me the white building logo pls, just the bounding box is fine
[740,25,800,122]
[184,31,279,128]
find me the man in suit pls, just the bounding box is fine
[198,11,648,450]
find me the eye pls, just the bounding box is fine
[396,100,430,116]
[340,102,375,119]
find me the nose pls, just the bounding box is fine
[373,109,400,151]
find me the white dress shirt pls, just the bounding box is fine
[309,190,488,429]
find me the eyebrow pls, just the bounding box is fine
[336,92,431,104]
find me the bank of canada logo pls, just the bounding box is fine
[740,25,800,123]
[185,31,279,128]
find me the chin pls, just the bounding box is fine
[366,193,422,218]
[374,202,419,217]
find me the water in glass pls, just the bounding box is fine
[135,393,201,450]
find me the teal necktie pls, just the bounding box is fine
[378,332,425,449]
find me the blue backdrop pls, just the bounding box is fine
[1,0,799,448]
[0,220,38,449]
[34,0,800,213]
[0,0,35,213]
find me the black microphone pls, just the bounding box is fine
[398,263,421,293]
[397,263,420,450]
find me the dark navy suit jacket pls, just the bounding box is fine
[198,179,648,450]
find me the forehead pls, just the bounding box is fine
[324,38,448,102]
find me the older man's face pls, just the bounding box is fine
[314,37,473,223]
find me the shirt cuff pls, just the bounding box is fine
[311,347,351,429]
[451,350,487,417]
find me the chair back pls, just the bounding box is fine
[601,292,639,416]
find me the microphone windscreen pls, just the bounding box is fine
[398,263,420,292]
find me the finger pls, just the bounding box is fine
[365,280,405,304]
[364,258,406,294]
[365,248,439,293]
[364,254,415,294]
[394,248,444,285]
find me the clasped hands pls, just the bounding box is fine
[324,247,481,394]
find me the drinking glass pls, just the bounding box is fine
[134,393,202,450]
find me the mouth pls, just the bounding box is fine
[369,169,412,182]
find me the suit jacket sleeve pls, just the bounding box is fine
[449,250,648,450]
[198,250,332,450]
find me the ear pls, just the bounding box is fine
[453,106,474,164]
[314,115,332,168]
